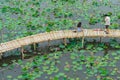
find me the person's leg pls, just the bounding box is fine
[106,25,109,34]
[105,25,106,32]
[107,25,109,33]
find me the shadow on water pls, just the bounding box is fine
[0,39,64,67]
[0,55,20,67]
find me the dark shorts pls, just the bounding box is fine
[105,25,109,29]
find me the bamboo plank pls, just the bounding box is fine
[37,33,45,42]
[42,32,49,41]
[64,30,69,38]
[51,31,57,40]
[0,43,7,52]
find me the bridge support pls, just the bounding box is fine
[0,53,2,59]
[48,39,50,47]
[100,37,102,42]
[33,43,36,51]
[63,38,67,46]
[82,37,85,48]
[21,46,24,60]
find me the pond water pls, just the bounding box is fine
[0,0,120,80]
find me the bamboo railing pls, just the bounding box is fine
[0,29,120,59]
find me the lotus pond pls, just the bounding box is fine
[1,0,120,80]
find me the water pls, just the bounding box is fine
[0,47,119,80]
[0,0,120,79]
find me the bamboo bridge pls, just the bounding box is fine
[0,29,120,59]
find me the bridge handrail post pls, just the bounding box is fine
[33,43,36,51]
[63,38,67,46]
[0,53,2,59]
[82,29,85,48]
[62,30,67,46]
[21,46,24,60]
[48,39,50,47]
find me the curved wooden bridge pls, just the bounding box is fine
[0,29,120,59]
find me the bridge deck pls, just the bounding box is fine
[0,29,120,54]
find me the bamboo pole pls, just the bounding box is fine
[48,39,50,47]
[100,37,102,42]
[1,29,3,43]
[82,30,85,48]
[21,46,24,60]
[82,37,85,48]
[0,53,2,59]
[33,43,36,51]
[63,38,67,46]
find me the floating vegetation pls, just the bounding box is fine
[0,0,120,80]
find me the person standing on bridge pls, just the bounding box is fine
[77,22,83,32]
[105,15,110,34]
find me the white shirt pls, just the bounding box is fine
[105,16,110,25]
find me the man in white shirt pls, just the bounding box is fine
[105,15,110,34]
